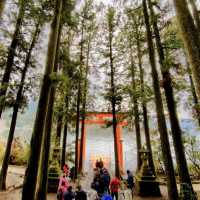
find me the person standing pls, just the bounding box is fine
[91,168,105,198]
[100,169,111,194]
[110,177,120,200]
[126,170,134,188]
[57,174,69,200]
[126,170,134,197]
[63,186,75,200]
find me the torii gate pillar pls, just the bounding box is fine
[116,124,124,173]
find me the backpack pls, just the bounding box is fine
[102,174,110,186]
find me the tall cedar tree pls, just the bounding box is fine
[60,26,77,168]
[142,0,178,199]
[36,23,62,200]
[135,22,155,174]
[22,0,63,199]
[61,51,70,169]
[138,47,155,175]
[126,8,155,174]
[79,34,91,173]
[107,7,120,178]
[0,0,26,118]
[148,0,195,195]
[173,0,200,99]
[74,16,85,179]
[61,32,73,168]
[0,22,40,191]
[129,47,142,170]
[78,0,95,173]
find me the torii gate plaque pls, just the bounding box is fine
[79,112,128,173]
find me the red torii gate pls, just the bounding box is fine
[79,112,128,172]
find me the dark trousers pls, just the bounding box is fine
[111,192,118,200]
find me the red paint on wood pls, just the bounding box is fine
[80,119,128,126]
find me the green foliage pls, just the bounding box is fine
[180,183,198,200]
[0,43,7,74]
[162,18,183,50]
[183,134,200,178]
[65,142,75,165]
[107,7,115,29]
[9,137,30,165]
[49,72,69,86]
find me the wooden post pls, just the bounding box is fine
[120,139,124,173]
[116,124,123,174]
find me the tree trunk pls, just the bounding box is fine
[130,50,142,171]
[0,22,40,191]
[142,1,178,199]
[148,0,194,193]
[56,114,63,148]
[0,101,19,190]
[61,122,68,169]
[22,0,63,199]
[184,52,200,126]
[74,19,85,179]
[79,35,91,173]
[0,0,6,19]
[75,82,81,179]
[61,33,71,169]
[187,62,200,126]
[36,87,55,200]
[173,0,200,99]
[136,38,155,175]
[0,0,26,118]
[189,0,200,33]
[36,23,62,200]
[108,18,120,178]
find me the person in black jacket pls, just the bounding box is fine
[63,186,75,200]
[75,185,87,200]
[91,169,104,198]
[100,169,111,194]
[126,170,135,197]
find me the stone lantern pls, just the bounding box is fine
[135,149,161,197]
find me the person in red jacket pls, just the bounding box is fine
[110,177,120,200]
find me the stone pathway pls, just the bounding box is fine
[0,166,200,200]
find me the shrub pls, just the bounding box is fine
[9,137,29,165]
